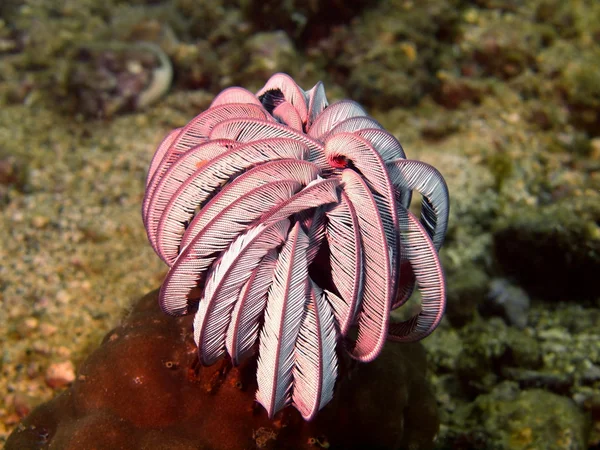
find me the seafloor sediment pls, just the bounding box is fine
[1,0,599,448]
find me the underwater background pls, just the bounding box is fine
[0,0,599,448]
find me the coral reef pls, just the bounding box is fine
[2,0,599,448]
[437,382,589,450]
[239,0,370,46]
[314,0,465,109]
[67,41,172,117]
[5,289,439,450]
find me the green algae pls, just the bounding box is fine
[1,0,600,448]
[444,265,490,327]
[493,195,600,300]
[318,0,466,109]
[471,385,588,450]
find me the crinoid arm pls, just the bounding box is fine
[142,72,450,420]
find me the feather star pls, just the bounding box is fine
[142,73,450,420]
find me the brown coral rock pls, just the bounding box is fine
[6,290,439,449]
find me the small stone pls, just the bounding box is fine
[55,346,72,358]
[23,318,38,330]
[26,362,39,378]
[39,323,58,337]
[45,361,76,389]
[15,317,39,337]
[32,341,51,355]
[12,393,35,418]
[31,215,50,228]
[56,290,71,304]
[506,112,521,124]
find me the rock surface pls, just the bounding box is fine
[6,289,439,450]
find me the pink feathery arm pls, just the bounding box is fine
[305,81,328,128]
[325,189,364,335]
[210,87,263,107]
[256,73,309,124]
[194,220,290,365]
[210,117,328,172]
[272,101,304,131]
[155,138,309,265]
[387,159,449,251]
[143,127,182,230]
[256,223,309,418]
[158,180,301,316]
[322,116,383,141]
[145,139,233,255]
[180,159,320,251]
[292,280,338,421]
[298,207,326,265]
[388,206,446,342]
[324,132,399,295]
[307,100,368,140]
[143,103,268,225]
[354,129,406,161]
[145,127,181,188]
[387,159,449,308]
[226,250,278,365]
[260,178,340,225]
[341,169,392,362]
